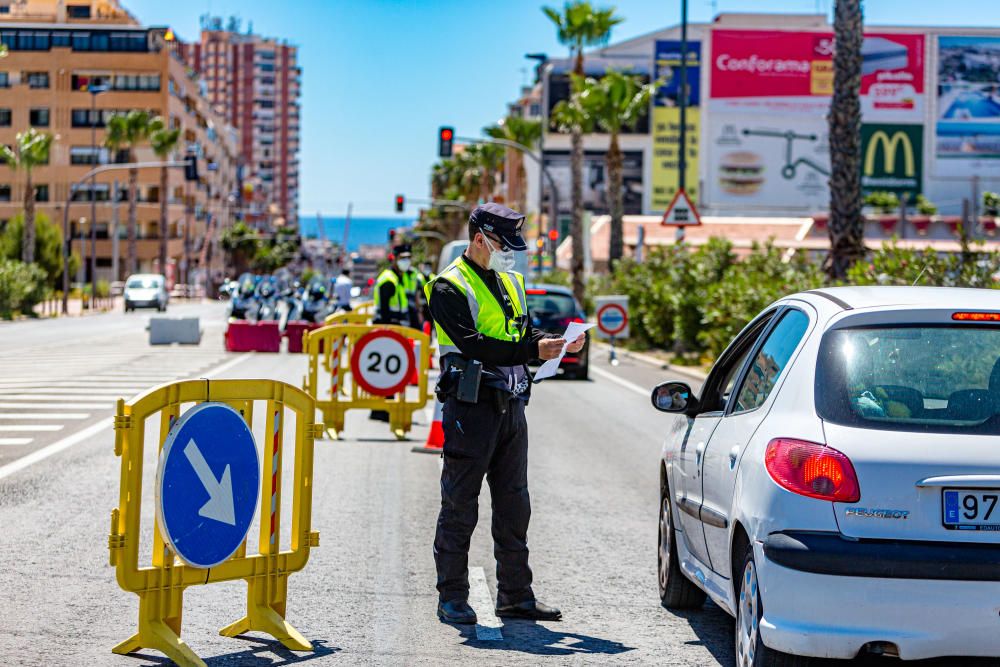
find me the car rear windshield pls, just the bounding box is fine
[127,277,158,288]
[816,325,1000,435]
[526,291,577,318]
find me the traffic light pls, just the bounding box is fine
[395,194,405,212]
[547,228,559,242]
[184,153,199,182]
[438,126,454,158]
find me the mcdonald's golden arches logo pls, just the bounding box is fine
[860,123,923,195]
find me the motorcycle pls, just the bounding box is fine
[247,277,280,322]
[226,273,258,320]
[301,279,334,324]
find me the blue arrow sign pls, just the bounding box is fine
[156,402,260,568]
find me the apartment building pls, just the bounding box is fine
[0,0,239,284]
[177,16,301,229]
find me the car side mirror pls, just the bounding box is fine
[651,381,699,415]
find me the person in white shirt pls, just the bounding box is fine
[333,269,353,311]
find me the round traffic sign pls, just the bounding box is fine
[351,329,416,397]
[597,303,628,336]
[155,402,260,568]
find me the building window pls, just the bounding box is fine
[29,108,49,127]
[67,4,92,19]
[0,72,8,88]
[0,109,10,127]
[70,146,107,165]
[72,31,91,51]
[0,185,10,202]
[25,71,49,88]
[71,73,111,91]
[52,31,70,48]
[71,183,110,202]
[34,184,49,202]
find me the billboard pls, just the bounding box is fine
[861,123,923,196]
[706,29,925,208]
[935,36,1000,176]
[652,40,700,211]
[709,29,925,121]
[542,150,644,216]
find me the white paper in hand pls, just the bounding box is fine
[533,321,595,381]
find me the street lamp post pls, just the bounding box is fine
[78,217,88,303]
[525,53,549,258]
[87,83,108,309]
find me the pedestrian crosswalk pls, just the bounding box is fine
[0,339,234,450]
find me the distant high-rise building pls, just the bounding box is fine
[178,16,301,228]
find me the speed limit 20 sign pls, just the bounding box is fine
[595,296,629,340]
[350,329,416,396]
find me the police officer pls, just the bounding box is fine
[373,245,417,328]
[426,203,585,625]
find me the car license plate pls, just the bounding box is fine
[943,489,1000,531]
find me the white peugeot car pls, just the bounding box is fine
[653,287,1000,665]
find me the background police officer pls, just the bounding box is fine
[374,244,419,328]
[426,203,585,625]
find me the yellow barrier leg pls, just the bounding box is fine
[221,574,311,651]
[113,590,205,667]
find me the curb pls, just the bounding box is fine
[592,341,708,381]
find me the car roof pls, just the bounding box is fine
[526,283,574,296]
[127,273,163,280]
[797,286,1000,311]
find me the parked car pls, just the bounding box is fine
[525,284,589,380]
[123,274,168,312]
[653,287,1000,664]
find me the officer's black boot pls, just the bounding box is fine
[438,599,477,625]
[496,599,562,621]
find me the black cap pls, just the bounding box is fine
[470,203,527,252]
[393,243,412,256]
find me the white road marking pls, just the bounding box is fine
[0,413,90,420]
[590,365,650,398]
[0,353,254,481]
[468,566,503,641]
[0,403,111,410]
[0,425,64,432]
[0,418,111,481]
[0,438,32,446]
[0,394,134,401]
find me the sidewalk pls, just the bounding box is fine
[31,296,123,318]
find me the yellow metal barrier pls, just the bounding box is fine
[355,300,374,315]
[109,379,322,667]
[304,324,431,440]
[322,309,372,327]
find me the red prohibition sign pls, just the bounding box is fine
[350,329,416,397]
[597,303,628,336]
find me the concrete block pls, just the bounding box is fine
[150,317,202,345]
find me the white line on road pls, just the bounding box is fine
[0,403,111,410]
[468,566,503,641]
[0,353,253,482]
[0,425,64,432]
[0,413,90,420]
[0,438,32,446]
[0,394,135,401]
[590,365,650,398]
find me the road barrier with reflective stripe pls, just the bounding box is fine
[323,310,373,327]
[109,379,322,667]
[304,324,431,440]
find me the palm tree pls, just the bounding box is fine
[475,143,506,203]
[826,0,865,280]
[543,1,622,302]
[1,129,54,264]
[105,110,156,277]
[148,117,181,276]
[574,70,656,267]
[485,116,542,215]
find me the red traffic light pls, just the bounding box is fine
[438,126,455,158]
[394,194,404,212]
[440,128,453,141]
[547,229,559,241]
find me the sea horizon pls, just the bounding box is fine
[298,215,415,251]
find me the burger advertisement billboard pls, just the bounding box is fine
[706,29,925,210]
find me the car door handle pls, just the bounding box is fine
[729,446,739,469]
[695,442,706,465]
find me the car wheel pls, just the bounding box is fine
[659,483,706,608]
[735,544,811,667]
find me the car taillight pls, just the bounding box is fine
[764,438,860,503]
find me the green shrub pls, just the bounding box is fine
[864,191,900,213]
[846,240,1000,288]
[984,192,1000,217]
[0,258,48,319]
[915,195,938,216]
[0,211,77,288]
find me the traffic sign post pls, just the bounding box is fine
[110,379,323,667]
[156,403,260,568]
[595,296,630,367]
[661,188,701,228]
[351,329,416,397]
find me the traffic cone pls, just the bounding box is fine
[412,397,444,454]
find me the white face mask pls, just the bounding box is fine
[483,235,516,273]
[397,258,412,272]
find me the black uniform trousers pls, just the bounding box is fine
[434,394,533,605]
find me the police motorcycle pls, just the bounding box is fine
[301,278,334,323]
[225,273,258,320]
[247,276,280,322]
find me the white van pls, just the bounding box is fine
[123,274,169,312]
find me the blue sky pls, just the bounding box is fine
[124,0,1000,217]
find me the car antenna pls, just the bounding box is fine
[911,265,929,286]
